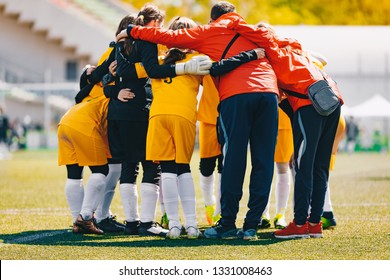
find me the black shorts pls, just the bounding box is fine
[108,119,148,162]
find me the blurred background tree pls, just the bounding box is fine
[121,0,390,25]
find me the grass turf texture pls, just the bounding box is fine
[0,149,389,260]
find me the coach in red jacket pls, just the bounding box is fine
[223,15,343,238]
[117,1,279,240]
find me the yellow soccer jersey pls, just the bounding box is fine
[197,75,220,125]
[330,114,346,170]
[59,46,112,136]
[274,108,293,163]
[149,53,202,124]
[278,107,292,131]
[59,94,109,137]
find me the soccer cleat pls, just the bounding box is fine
[308,222,324,238]
[205,205,216,225]
[167,226,182,239]
[274,213,287,229]
[186,226,202,239]
[213,213,221,225]
[97,216,126,233]
[124,220,140,235]
[321,212,337,229]
[237,228,258,240]
[160,212,169,229]
[75,215,104,235]
[203,221,237,239]
[274,220,309,239]
[321,216,337,230]
[72,223,86,234]
[258,216,271,229]
[139,221,168,237]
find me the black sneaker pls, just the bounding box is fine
[139,221,168,237]
[97,216,126,233]
[258,216,271,229]
[203,221,237,239]
[124,220,140,235]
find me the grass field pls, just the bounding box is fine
[0,149,389,260]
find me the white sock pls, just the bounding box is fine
[80,173,106,220]
[177,172,197,228]
[262,199,271,220]
[275,170,291,215]
[323,181,333,212]
[65,178,84,222]
[200,173,216,206]
[161,173,181,229]
[262,176,272,220]
[95,163,121,222]
[120,183,139,222]
[214,173,222,216]
[159,180,166,214]
[140,183,159,223]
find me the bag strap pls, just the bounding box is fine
[282,88,309,99]
[282,65,330,100]
[217,33,240,88]
[221,33,240,60]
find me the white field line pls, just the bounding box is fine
[3,230,69,245]
[0,208,69,215]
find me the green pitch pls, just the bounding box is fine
[0,149,389,260]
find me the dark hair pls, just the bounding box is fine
[134,4,165,27]
[116,14,137,55]
[121,4,165,56]
[116,14,137,36]
[163,16,197,65]
[210,1,235,21]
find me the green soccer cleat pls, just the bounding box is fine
[160,212,169,229]
[258,215,271,229]
[274,213,287,229]
[212,213,221,225]
[321,216,337,230]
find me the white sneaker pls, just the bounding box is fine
[186,226,201,239]
[167,226,182,239]
[139,221,168,237]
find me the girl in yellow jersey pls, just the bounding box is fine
[145,17,210,239]
[58,54,112,235]
[146,16,264,239]
[58,15,137,234]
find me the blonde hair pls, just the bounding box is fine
[167,16,197,30]
[256,21,276,35]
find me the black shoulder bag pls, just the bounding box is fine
[284,73,340,116]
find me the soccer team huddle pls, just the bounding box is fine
[58,1,344,240]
